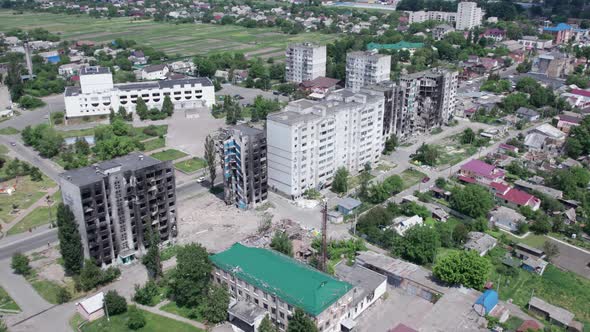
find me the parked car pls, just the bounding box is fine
[421,176,430,183]
[197,177,205,183]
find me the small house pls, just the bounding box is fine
[522,256,548,275]
[514,243,545,260]
[528,297,580,330]
[337,197,362,215]
[464,232,497,256]
[516,107,540,122]
[76,292,105,322]
[473,290,498,316]
[392,215,423,236]
[489,206,526,232]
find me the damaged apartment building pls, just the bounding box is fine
[218,125,268,210]
[59,152,177,266]
[363,68,458,140]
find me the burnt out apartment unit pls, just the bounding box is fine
[59,152,177,266]
[219,125,268,210]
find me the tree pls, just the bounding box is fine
[79,259,103,291]
[383,135,398,154]
[133,280,160,306]
[11,253,31,275]
[529,216,552,235]
[450,185,494,219]
[433,250,491,289]
[127,305,146,330]
[259,315,279,332]
[29,166,43,182]
[392,225,440,265]
[56,204,84,275]
[56,286,71,304]
[287,308,318,332]
[543,241,559,261]
[0,319,6,332]
[168,243,212,307]
[204,134,217,188]
[162,95,174,116]
[414,143,439,166]
[200,285,230,324]
[142,226,163,281]
[270,231,293,256]
[501,92,530,113]
[460,128,475,145]
[105,290,127,315]
[331,167,349,194]
[135,97,148,120]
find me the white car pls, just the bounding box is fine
[196,177,205,183]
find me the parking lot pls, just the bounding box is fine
[549,237,590,279]
[218,83,289,106]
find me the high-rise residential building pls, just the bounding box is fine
[59,152,177,266]
[285,42,327,83]
[362,81,397,138]
[218,125,268,210]
[456,2,483,30]
[395,69,458,139]
[64,66,215,119]
[267,89,384,199]
[345,51,391,92]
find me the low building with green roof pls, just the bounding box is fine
[210,243,353,331]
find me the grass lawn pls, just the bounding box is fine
[58,127,95,138]
[0,144,8,155]
[399,169,427,190]
[0,10,339,57]
[504,316,524,331]
[160,302,204,323]
[134,125,168,141]
[28,278,64,304]
[174,157,207,173]
[142,137,166,152]
[161,244,179,261]
[7,206,55,235]
[0,127,20,135]
[347,173,375,189]
[0,285,20,312]
[69,313,85,331]
[150,149,188,161]
[81,308,203,332]
[375,163,396,172]
[488,248,590,329]
[0,175,55,223]
[486,230,548,249]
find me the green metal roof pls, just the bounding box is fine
[367,41,425,51]
[210,243,352,316]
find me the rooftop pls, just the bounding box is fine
[300,76,340,89]
[210,243,352,316]
[142,64,168,73]
[338,197,362,210]
[334,263,386,307]
[464,232,497,254]
[77,292,104,314]
[80,66,110,75]
[60,152,164,186]
[460,159,496,177]
[228,301,267,325]
[529,297,574,326]
[366,41,424,51]
[497,187,539,206]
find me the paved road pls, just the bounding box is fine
[0,226,58,260]
[0,135,62,182]
[0,94,64,131]
[219,83,289,106]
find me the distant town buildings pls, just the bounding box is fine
[266,89,384,199]
[345,50,391,92]
[285,42,327,83]
[218,125,268,210]
[64,66,214,119]
[59,152,177,266]
[405,1,483,30]
[432,24,455,40]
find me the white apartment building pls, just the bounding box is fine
[64,66,214,119]
[267,89,385,199]
[456,2,484,30]
[406,10,457,25]
[406,2,482,30]
[140,64,170,80]
[285,42,327,83]
[345,51,391,92]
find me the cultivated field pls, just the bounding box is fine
[0,10,340,56]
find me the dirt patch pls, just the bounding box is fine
[257,50,286,60]
[29,247,66,285]
[245,47,280,57]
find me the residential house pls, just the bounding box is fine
[140,64,169,80]
[555,114,582,134]
[337,197,362,215]
[513,179,563,199]
[458,159,505,185]
[483,28,506,42]
[58,63,86,77]
[514,243,546,260]
[516,320,542,332]
[334,262,387,320]
[516,107,540,122]
[524,124,566,152]
[489,206,526,232]
[76,292,105,322]
[531,51,575,79]
[501,40,525,53]
[528,297,582,330]
[498,143,519,154]
[518,36,552,50]
[392,215,423,236]
[472,290,498,316]
[464,232,497,256]
[128,50,147,66]
[490,181,541,211]
[563,88,590,108]
[300,76,340,99]
[214,70,230,81]
[522,257,548,275]
[432,24,455,40]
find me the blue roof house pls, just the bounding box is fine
[473,290,498,316]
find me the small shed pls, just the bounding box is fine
[76,292,105,322]
[337,197,362,215]
[473,290,498,316]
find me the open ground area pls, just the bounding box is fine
[80,308,202,332]
[0,285,20,312]
[0,176,55,224]
[0,10,339,56]
[174,157,207,174]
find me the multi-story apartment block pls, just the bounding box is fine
[267,89,384,199]
[395,69,458,139]
[362,81,397,138]
[406,10,457,25]
[211,243,353,332]
[219,125,268,210]
[64,66,215,119]
[285,42,327,83]
[59,152,177,266]
[345,51,391,92]
[456,2,484,30]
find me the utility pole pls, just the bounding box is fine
[321,201,328,273]
[46,195,53,227]
[104,297,110,322]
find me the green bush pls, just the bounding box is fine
[133,280,160,306]
[18,95,45,109]
[127,305,146,330]
[56,286,71,304]
[11,253,31,276]
[105,290,127,316]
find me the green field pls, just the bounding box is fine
[160,302,204,323]
[399,169,427,190]
[7,206,54,235]
[0,175,55,224]
[0,10,340,56]
[150,149,188,161]
[0,127,20,135]
[0,285,20,312]
[174,157,207,173]
[142,137,166,152]
[82,308,203,332]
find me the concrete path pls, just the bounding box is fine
[0,259,52,321]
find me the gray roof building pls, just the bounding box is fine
[489,206,526,232]
[464,232,497,256]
